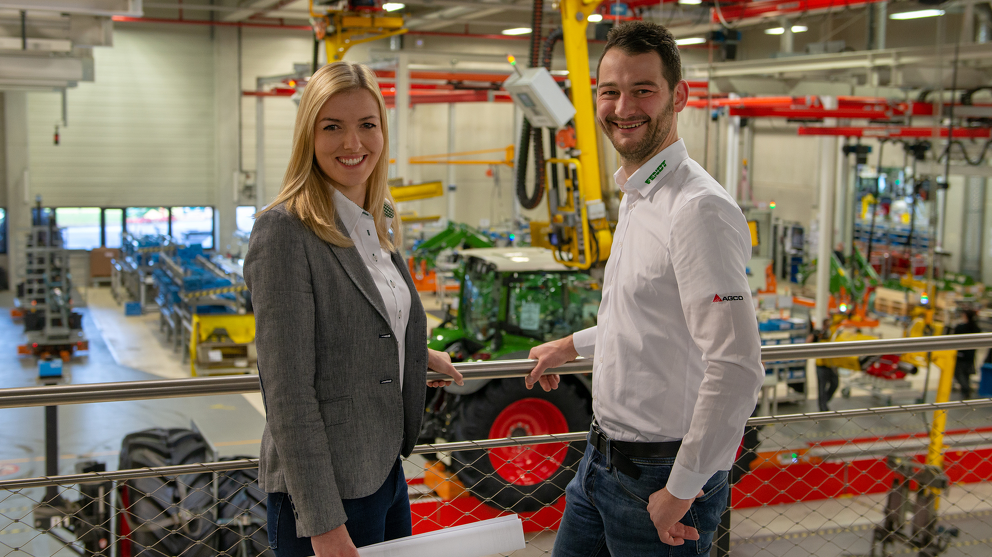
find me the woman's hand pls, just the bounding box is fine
[311,524,359,557]
[427,348,464,388]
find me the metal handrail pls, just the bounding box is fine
[2,333,991,409]
[2,398,990,491]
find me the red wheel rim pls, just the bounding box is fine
[488,398,569,486]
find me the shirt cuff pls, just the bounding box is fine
[571,326,596,358]
[667,461,710,500]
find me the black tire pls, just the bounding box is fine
[450,378,590,512]
[215,458,272,557]
[118,428,217,556]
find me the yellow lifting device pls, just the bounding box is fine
[545,0,613,269]
[309,0,406,62]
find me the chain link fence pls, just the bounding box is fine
[2,400,992,557]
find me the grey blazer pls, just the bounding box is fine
[243,204,427,538]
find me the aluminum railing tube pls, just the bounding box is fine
[1,333,991,409]
[0,376,261,410]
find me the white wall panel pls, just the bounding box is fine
[27,25,215,207]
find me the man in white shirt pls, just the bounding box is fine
[526,21,763,556]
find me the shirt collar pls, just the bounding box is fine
[614,139,688,197]
[332,188,367,235]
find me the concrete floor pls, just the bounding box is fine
[1,287,990,556]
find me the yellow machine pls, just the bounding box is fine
[189,314,257,376]
[542,0,613,269]
[309,0,406,62]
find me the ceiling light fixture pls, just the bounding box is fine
[889,9,945,20]
[675,37,707,45]
[678,0,703,5]
[502,27,532,35]
[588,13,603,22]
[382,3,405,11]
[764,25,808,35]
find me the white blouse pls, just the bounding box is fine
[333,189,412,388]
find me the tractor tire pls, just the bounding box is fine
[215,458,272,557]
[450,378,590,512]
[118,428,217,557]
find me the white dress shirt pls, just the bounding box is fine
[571,139,764,500]
[333,189,412,388]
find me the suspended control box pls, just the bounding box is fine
[503,67,576,128]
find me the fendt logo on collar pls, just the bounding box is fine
[645,160,667,184]
[713,293,745,302]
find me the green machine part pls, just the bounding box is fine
[412,223,495,270]
[849,246,880,286]
[801,251,866,300]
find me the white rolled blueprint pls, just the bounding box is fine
[357,515,526,557]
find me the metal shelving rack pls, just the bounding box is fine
[16,201,87,360]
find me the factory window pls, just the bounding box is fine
[104,208,124,248]
[125,207,170,238]
[54,208,102,250]
[236,206,256,235]
[171,206,214,249]
[0,208,6,254]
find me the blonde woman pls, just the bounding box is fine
[244,61,463,557]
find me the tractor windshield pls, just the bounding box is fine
[461,261,500,342]
[506,273,602,341]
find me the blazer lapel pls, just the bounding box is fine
[326,215,390,325]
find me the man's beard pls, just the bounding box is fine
[603,97,675,167]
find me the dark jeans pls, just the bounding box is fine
[552,437,730,556]
[817,366,839,412]
[267,458,412,557]
[955,358,975,399]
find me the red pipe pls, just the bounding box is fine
[111,16,311,31]
[797,126,992,139]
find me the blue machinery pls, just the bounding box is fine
[112,234,256,376]
[153,245,255,376]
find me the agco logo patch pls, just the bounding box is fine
[713,294,745,302]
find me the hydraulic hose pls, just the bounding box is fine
[515,26,565,210]
[515,0,546,210]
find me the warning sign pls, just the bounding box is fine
[0,464,19,477]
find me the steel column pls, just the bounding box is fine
[397,52,411,184]
[447,102,457,220]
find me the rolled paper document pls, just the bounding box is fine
[357,515,526,557]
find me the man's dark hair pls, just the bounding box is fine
[597,21,682,91]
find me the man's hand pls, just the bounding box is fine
[526,336,578,391]
[427,348,464,388]
[647,487,704,546]
[311,524,360,557]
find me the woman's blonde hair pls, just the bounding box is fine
[260,61,397,250]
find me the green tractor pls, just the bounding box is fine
[423,247,601,512]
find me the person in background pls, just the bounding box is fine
[244,61,463,557]
[525,21,764,556]
[809,317,838,412]
[952,309,981,399]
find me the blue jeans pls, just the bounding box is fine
[553,437,729,556]
[267,458,412,556]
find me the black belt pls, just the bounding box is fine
[589,423,681,480]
